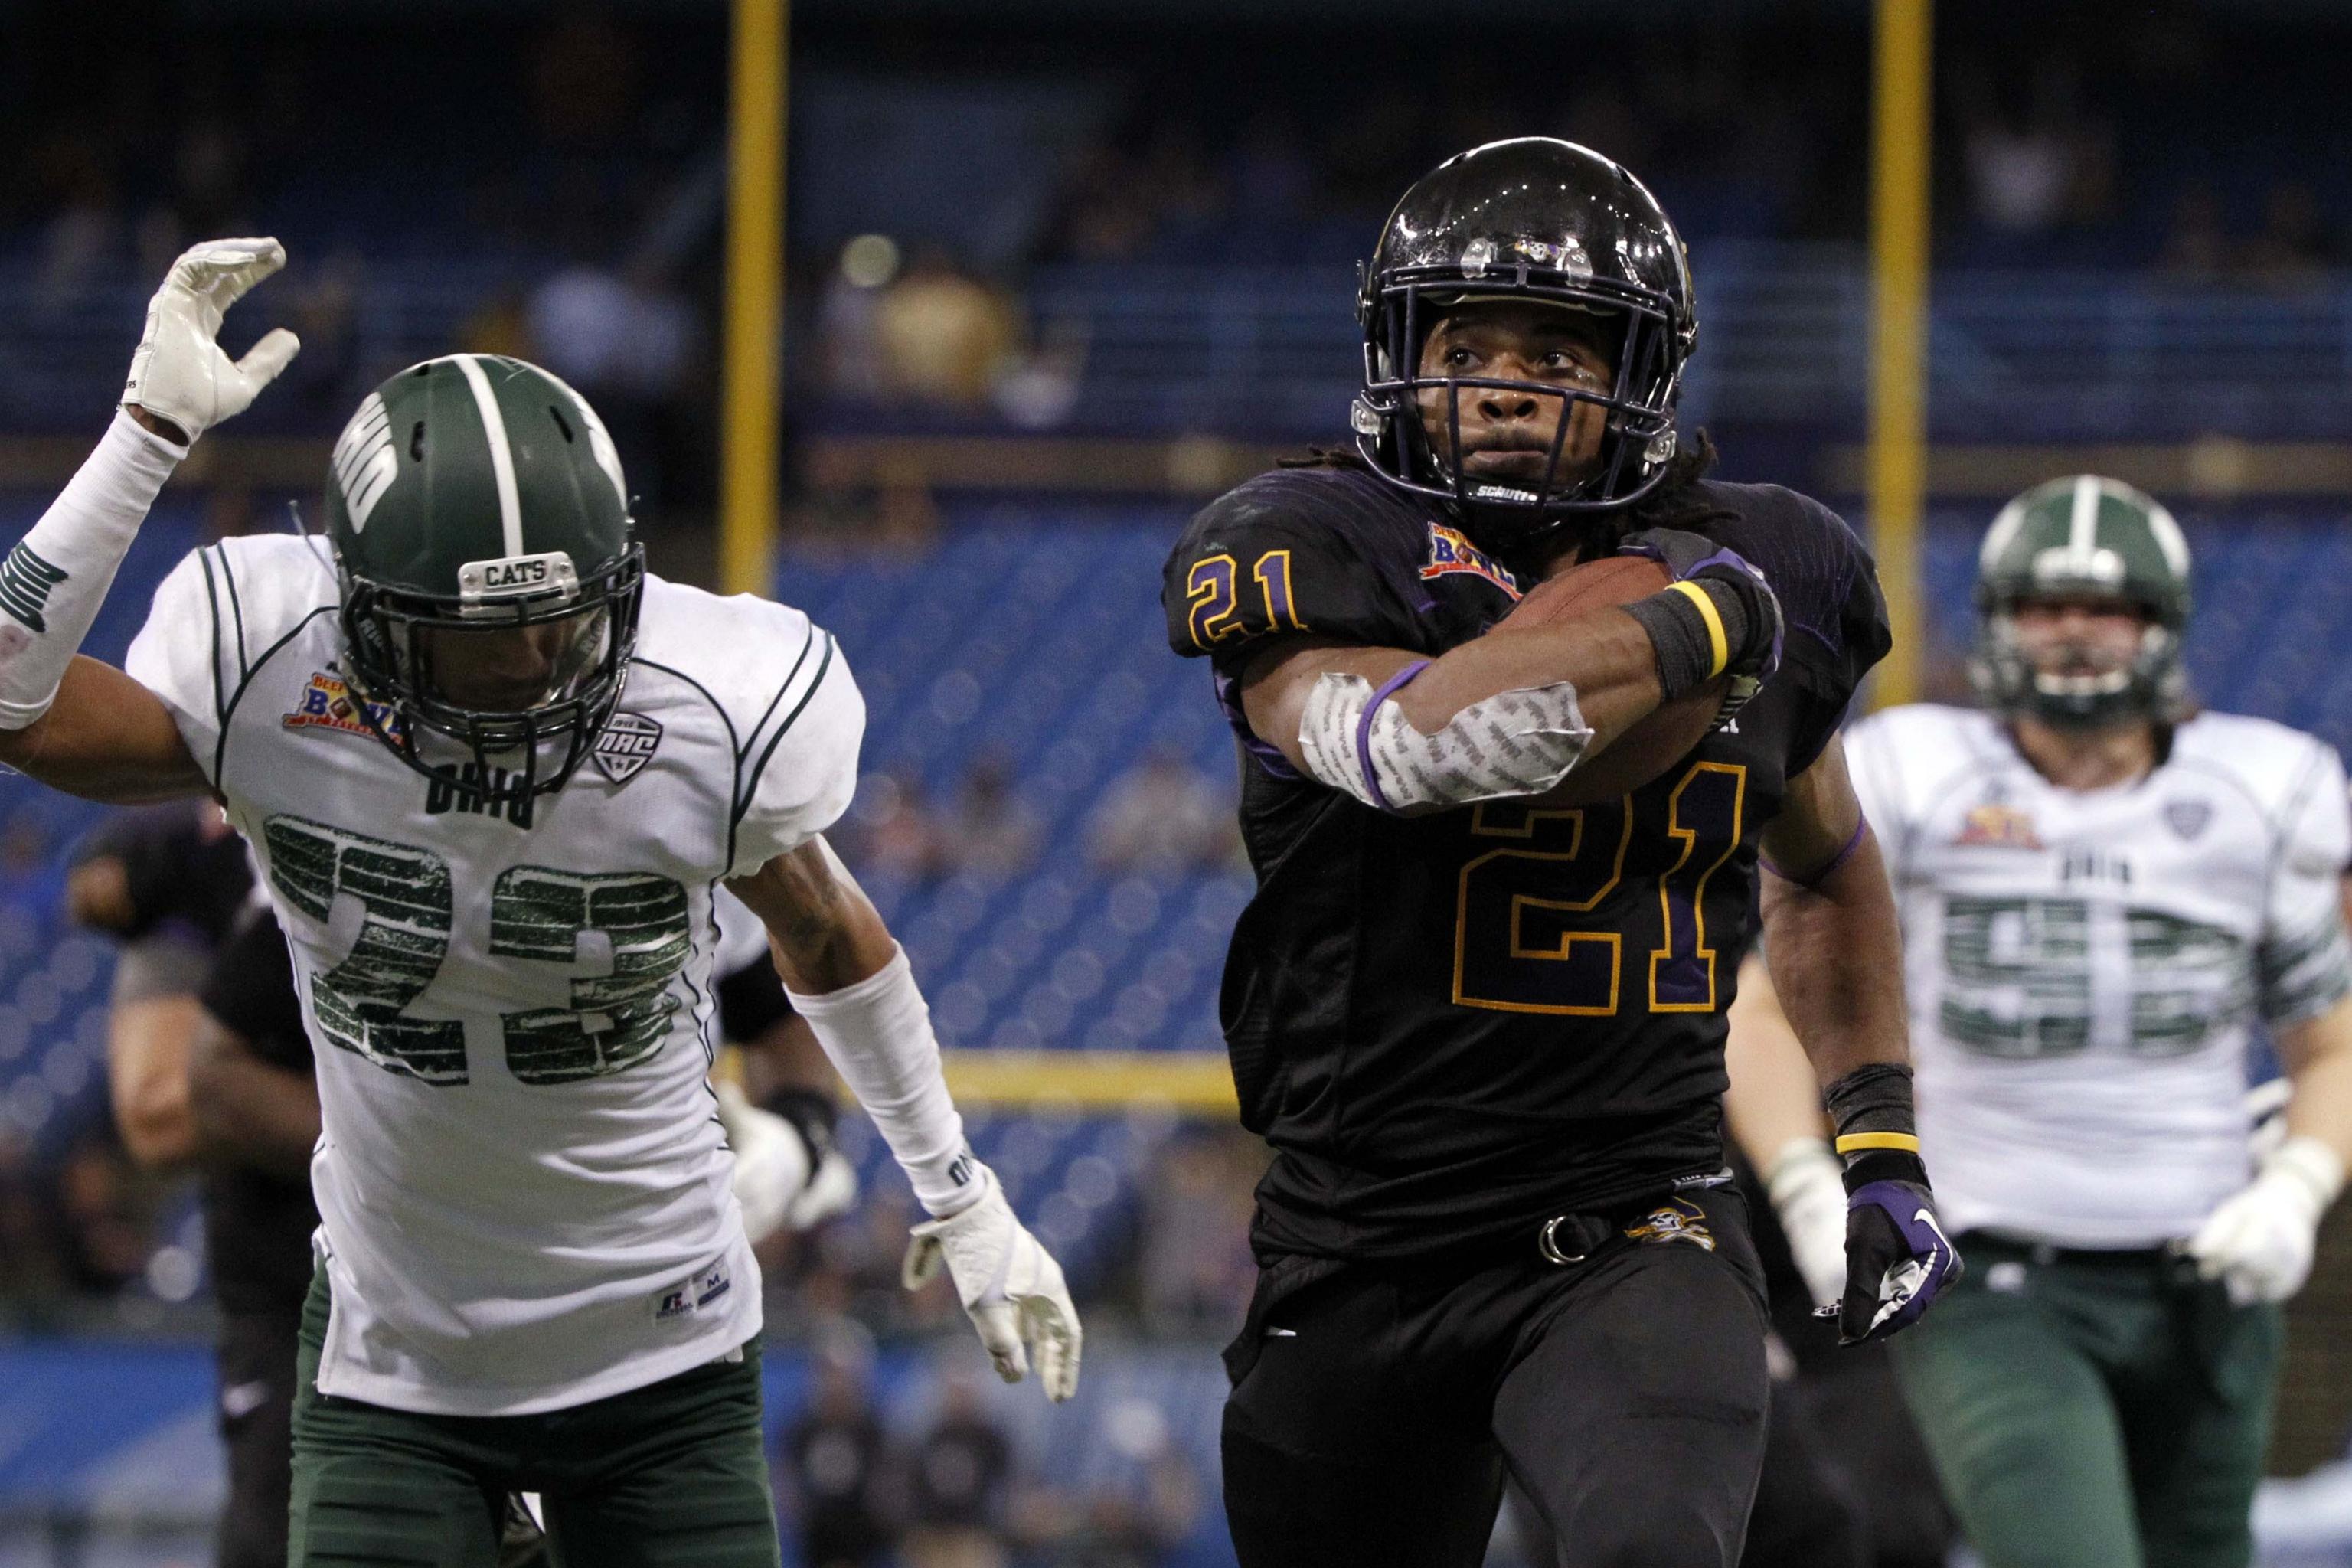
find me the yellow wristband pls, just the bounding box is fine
[1665,580,1729,678]
[1834,1131,1922,1156]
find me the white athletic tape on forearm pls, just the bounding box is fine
[0,411,186,727]
[1298,666,1594,812]
[786,942,978,1217]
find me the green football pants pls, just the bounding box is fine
[1890,1233,2282,1568]
[288,1269,781,1568]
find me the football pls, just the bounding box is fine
[1499,554,1728,803]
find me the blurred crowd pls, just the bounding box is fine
[1,6,2344,493]
[839,751,1241,884]
[785,1348,1200,1568]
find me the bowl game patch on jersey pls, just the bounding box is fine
[283,670,404,743]
[590,711,662,783]
[1952,802,2043,850]
[1418,522,1520,599]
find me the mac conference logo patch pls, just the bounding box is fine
[590,711,662,784]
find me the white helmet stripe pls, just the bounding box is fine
[2067,472,2100,566]
[453,354,526,557]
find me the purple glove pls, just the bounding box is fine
[1838,1178,1963,1344]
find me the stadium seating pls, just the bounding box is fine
[7,256,2351,443]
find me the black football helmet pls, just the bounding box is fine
[1353,138,1699,551]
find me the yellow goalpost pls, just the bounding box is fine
[1869,0,1932,707]
[721,0,786,598]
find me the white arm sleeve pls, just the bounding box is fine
[2257,745,2352,1027]
[786,935,978,1217]
[0,411,186,727]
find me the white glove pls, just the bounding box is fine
[121,237,300,442]
[714,1080,858,1243]
[903,1164,1081,1401]
[1766,1135,1851,1315]
[2187,1135,2344,1305]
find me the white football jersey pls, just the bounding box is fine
[126,533,862,1415]
[1847,704,2352,1248]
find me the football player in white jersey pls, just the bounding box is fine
[0,240,1080,1566]
[1727,475,2352,1568]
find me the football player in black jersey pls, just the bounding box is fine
[1159,139,1959,1566]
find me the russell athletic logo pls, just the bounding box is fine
[1419,523,1521,599]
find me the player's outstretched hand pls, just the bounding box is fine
[903,1164,1082,1401]
[122,237,301,444]
[1838,1161,1961,1344]
[2187,1136,2342,1305]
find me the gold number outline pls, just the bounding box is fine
[1251,549,1310,634]
[1452,798,1635,1016]
[1647,762,1749,1013]
[1186,553,1243,647]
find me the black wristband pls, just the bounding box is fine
[1823,1062,1928,1193]
[1620,580,1751,701]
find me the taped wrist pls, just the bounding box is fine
[1620,578,1752,702]
[0,410,186,728]
[1297,662,1593,812]
[786,945,980,1217]
[1824,1062,1928,1193]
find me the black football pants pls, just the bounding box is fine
[216,1310,302,1568]
[1220,1187,1770,1568]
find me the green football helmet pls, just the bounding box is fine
[1969,474,2191,727]
[322,354,645,799]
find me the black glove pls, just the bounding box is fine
[1824,1064,1963,1345]
[1614,528,1784,713]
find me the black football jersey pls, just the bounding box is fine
[1161,462,1890,1260]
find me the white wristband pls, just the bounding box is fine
[0,410,185,727]
[786,944,978,1217]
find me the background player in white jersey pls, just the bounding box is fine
[1728,475,2352,1568]
[0,239,1080,1567]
